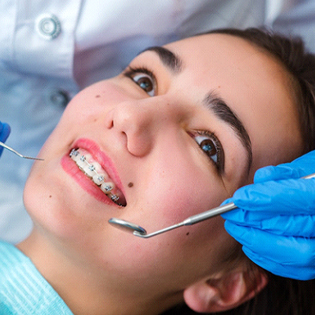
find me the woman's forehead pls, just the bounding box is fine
[164,33,269,70]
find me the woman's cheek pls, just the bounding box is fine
[144,172,227,232]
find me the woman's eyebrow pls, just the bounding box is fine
[140,46,183,73]
[204,92,253,172]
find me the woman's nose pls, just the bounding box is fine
[107,98,174,157]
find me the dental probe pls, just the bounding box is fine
[0,141,44,161]
[109,172,315,239]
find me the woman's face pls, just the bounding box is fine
[24,34,303,298]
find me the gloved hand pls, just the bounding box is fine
[221,150,315,280]
[0,121,11,157]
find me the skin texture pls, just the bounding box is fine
[19,33,303,315]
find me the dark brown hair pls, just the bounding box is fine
[163,27,315,315]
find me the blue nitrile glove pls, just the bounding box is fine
[0,121,11,157]
[221,150,315,280]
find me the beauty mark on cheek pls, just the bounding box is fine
[128,182,134,188]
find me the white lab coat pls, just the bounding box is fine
[0,0,314,243]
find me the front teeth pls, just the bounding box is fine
[93,174,105,185]
[70,148,120,204]
[100,182,114,193]
[83,164,96,177]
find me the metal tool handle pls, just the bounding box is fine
[0,141,44,161]
[183,172,315,226]
[183,202,237,225]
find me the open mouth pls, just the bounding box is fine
[69,148,126,207]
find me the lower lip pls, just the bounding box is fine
[61,154,116,205]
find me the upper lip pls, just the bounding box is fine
[72,138,125,197]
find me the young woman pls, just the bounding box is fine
[1,28,315,314]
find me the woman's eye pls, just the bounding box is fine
[132,74,155,96]
[124,67,156,97]
[194,131,223,170]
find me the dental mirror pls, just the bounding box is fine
[109,173,315,239]
[109,202,237,238]
[108,218,147,235]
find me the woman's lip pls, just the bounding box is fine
[61,154,117,205]
[72,138,125,196]
[60,138,125,206]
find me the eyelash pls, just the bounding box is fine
[123,66,157,96]
[192,130,223,171]
[124,66,224,171]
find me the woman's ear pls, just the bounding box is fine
[183,267,268,313]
